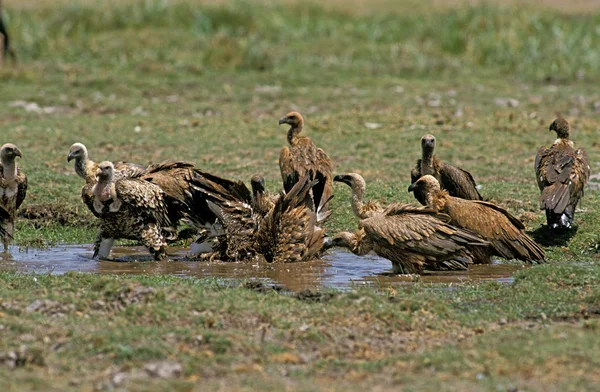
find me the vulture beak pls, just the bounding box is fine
[95,168,102,177]
[278,117,289,125]
[333,174,346,183]
[408,182,417,193]
[14,148,22,158]
[67,152,75,162]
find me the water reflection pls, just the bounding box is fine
[0,245,526,291]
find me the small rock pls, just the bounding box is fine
[111,372,129,386]
[144,361,182,379]
[499,318,507,325]
[364,122,382,129]
[494,98,519,108]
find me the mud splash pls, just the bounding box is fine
[0,245,526,291]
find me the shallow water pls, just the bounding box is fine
[0,245,526,291]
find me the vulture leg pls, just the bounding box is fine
[140,223,168,260]
[93,232,114,260]
[2,220,12,250]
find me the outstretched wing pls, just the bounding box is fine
[257,176,324,263]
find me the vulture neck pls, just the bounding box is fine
[420,149,435,173]
[426,189,448,212]
[74,152,89,180]
[350,184,368,219]
[1,158,17,181]
[253,190,273,215]
[287,124,303,146]
[95,174,114,197]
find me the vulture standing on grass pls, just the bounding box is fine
[535,118,590,230]
[191,174,330,263]
[0,144,27,249]
[409,175,545,264]
[326,173,489,274]
[279,112,334,216]
[91,161,176,260]
[410,134,482,205]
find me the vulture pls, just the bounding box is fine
[326,173,489,274]
[191,174,330,263]
[0,144,27,248]
[534,118,590,230]
[67,143,146,185]
[91,161,176,260]
[410,134,482,205]
[279,111,334,217]
[333,173,383,219]
[409,175,545,264]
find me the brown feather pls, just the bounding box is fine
[534,118,590,229]
[411,175,545,263]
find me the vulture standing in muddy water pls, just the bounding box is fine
[90,161,176,260]
[409,175,545,264]
[279,112,334,216]
[191,174,330,263]
[535,118,590,230]
[0,144,27,249]
[327,173,489,274]
[410,134,482,205]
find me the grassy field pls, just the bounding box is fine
[1,0,600,389]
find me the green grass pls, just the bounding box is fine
[0,267,599,390]
[0,0,599,388]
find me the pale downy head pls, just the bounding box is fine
[334,173,366,196]
[549,118,570,139]
[408,174,441,195]
[278,111,304,128]
[96,161,115,182]
[0,143,22,163]
[420,134,436,154]
[67,143,87,162]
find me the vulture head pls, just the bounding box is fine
[278,111,304,129]
[0,143,22,163]
[549,118,570,139]
[420,134,436,155]
[250,174,266,194]
[67,143,88,163]
[96,161,115,183]
[408,175,441,196]
[334,173,366,198]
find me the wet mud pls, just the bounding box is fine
[0,245,526,291]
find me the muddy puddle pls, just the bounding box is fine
[0,245,526,291]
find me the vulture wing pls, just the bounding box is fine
[257,176,325,263]
[114,178,173,230]
[439,163,482,200]
[15,167,27,210]
[444,198,544,262]
[361,204,488,273]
